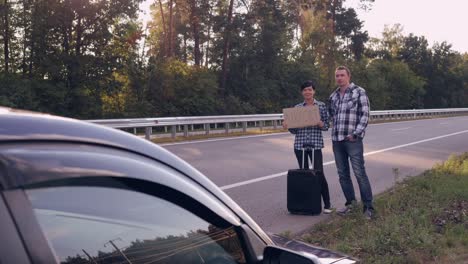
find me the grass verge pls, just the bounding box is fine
[300,153,468,264]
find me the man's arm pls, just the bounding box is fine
[353,89,370,137]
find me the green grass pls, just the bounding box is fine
[300,153,468,264]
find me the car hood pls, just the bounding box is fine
[270,234,357,264]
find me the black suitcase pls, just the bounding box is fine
[287,144,323,215]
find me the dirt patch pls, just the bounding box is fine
[433,200,468,233]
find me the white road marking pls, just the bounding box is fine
[220,129,468,190]
[391,127,412,131]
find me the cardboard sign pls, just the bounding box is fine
[283,106,321,128]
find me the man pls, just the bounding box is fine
[283,80,332,213]
[328,66,374,219]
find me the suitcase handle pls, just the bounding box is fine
[302,143,315,170]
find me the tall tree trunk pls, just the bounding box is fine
[22,39,27,75]
[168,0,174,57]
[29,0,38,77]
[189,0,201,66]
[205,24,210,67]
[220,0,234,95]
[204,4,212,67]
[75,16,82,56]
[61,6,75,114]
[29,39,34,77]
[183,33,187,62]
[325,0,338,92]
[157,0,167,57]
[21,0,28,76]
[193,25,201,66]
[3,0,9,73]
[140,26,148,62]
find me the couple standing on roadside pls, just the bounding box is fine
[283,66,375,219]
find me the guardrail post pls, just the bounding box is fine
[259,120,264,131]
[225,123,230,134]
[145,127,152,140]
[242,122,247,132]
[191,125,194,131]
[183,125,189,137]
[214,123,218,129]
[171,125,177,139]
[273,120,278,129]
[133,128,137,135]
[205,124,210,135]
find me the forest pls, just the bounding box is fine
[1,0,467,118]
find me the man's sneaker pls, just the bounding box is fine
[363,208,375,220]
[337,204,354,216]
[323,207,333,214]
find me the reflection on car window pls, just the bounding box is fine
[26,185,246,264]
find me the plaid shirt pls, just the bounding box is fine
[288,99,329,150]
[328,83,370,142]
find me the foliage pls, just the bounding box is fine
[0,0,466,118]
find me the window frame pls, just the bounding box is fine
[0,191,32,264]
[6,176,258,264]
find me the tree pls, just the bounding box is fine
[220,0,234,94]
[2,0,466,119]
[398,34,432,77]
[351,59,425,109]
[2,0,9,73]
[335,7,368,60]
[424,42,463,108]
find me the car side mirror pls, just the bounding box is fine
[263,245,318,264]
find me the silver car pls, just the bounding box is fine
[0,107,357,264]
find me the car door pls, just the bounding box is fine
[1,143,264,264]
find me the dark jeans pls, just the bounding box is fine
[294,148,331,208]
[332,138,374,209]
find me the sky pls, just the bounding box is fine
[138,0,468,53]
[345,0,468,53]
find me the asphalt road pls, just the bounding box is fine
[162,116,468,235]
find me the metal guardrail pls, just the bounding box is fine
[87,108,468,140]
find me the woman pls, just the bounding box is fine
[283,80,333,213]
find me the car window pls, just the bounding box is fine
[25,184,246,264]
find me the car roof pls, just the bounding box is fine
[0,107,273,244]
[0,107,222,192]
